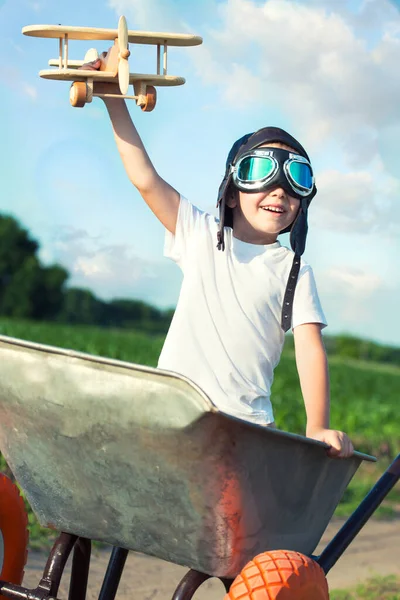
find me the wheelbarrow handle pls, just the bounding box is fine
[317,453,400,574]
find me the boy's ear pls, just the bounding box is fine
[226,188,238,209]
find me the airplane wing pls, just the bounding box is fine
[39,69,185,86]
[23,24,202,46]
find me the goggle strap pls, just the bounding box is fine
[281,254,301,332]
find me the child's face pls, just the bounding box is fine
[227,142,300,245]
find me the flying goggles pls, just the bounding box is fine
[231,147,315,199]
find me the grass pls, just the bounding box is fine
[273,353,399,457]
[333,459,400,519]
[0,318,164,366]
[330,575,400,600]
[0,317,398,549]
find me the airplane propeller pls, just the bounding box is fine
[118,15,130,95]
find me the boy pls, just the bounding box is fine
[83,61,353,458]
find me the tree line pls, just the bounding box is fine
[323,335,400,366]
[1,213,399,364]
[0,214,173,334]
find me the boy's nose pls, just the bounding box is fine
[267,186,287,199]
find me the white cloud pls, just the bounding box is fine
[53,228,99,244]
[190,0,400,173]
[324,266,383,295]
[22,84,38,100]
[310,167,400,235]
[52,227,181,307]
[318,264,400,344]
[71,243,154,282]
[108,0,185,31]
[27,1,45,11]
[0,66,38,99]
[300,0,400,33]
[9,40,24,54]
[74,256,109,276]
[319,265,380,323]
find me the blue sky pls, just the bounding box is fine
[1,0,400,346]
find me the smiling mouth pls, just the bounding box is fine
[260,206,286,214]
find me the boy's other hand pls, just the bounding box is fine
[307,428,354,458]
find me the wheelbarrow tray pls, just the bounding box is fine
[0,335,373,578]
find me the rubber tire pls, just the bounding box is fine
[225,550,329,600]
[0,474,29,597]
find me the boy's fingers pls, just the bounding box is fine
[340,433,354,458]
[79,49,111,71]
[344,438,354,457]
[80,59,101,71]
[326,433,354,458]
[308,429,354,459]
[326,444,341,457]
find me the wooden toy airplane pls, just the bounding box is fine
[22,16,202,111]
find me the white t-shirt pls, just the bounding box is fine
[158,196,327,425]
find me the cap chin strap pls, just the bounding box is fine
[281,199,308,331]
[216,168,236,251]
[281,254,301,332]
[217,230,225,251]
[290,200,308,256]
[216,177,232,251]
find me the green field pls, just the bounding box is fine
[0,317,397,454]
[0,317,399,549]
[330,575,400,600]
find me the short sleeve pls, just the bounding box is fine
[164,195,211,269]
[291,266,327,330]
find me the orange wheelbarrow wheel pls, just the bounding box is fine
[0,474,29,596]
[225,550,329,600]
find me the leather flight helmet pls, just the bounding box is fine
[216,126,317,332]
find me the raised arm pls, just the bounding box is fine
[293,322,354,458]
[104,97,180,233]
[82,57,180,234]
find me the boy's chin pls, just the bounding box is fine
[257,224,285,236]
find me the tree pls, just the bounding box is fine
[58,288,106,324]
[0,215,68,319]
[0,213,174,333]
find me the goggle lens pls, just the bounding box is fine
[288,161,313,190]
[233,149,314,198]
[237,156,275,182]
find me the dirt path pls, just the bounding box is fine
[22,518,399,598]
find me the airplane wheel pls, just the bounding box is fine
[141,86,157,112]
[225,550,329,600]
[69,82,87,108]
[0,474,29,597]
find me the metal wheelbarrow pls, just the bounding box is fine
[0,335,398,600]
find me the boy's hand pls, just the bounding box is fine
[80,56,103,71]
[79,52,121,96]
[307,428,354,458]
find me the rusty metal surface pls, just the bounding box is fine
[0,335,374,578]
